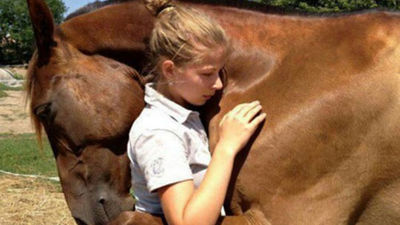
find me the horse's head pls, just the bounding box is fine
[27,0,145,224]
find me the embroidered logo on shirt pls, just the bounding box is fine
[151,157,164,177]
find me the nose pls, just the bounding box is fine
[99,196,106,204]
[74,217,88,225]
[212,74,223,90]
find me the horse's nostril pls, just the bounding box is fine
[99,196,106,204]
[74,217,87,225]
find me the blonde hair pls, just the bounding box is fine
[144,0,230,78]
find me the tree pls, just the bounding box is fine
[261,0,400,12]
[0,0,66,65]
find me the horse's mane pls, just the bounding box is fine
[25,53,44,147]
[65,0,397,22]
[179,0,290,14]
[65,0,298,20]
[179,0,399,16]
[65,0,132,20]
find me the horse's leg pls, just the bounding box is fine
[108,206,271,225]
[217,205,271,225]
[107,211,165,225]
[355,181,400,225]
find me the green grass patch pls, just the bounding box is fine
[0,83,24,91]
[12,73,25,80]
[0,133,57,177]
[0,89,7,98]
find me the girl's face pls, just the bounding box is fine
[166,46,226,107]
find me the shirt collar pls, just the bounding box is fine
[144,83,199,123]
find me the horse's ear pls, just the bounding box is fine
[27,0,57,67]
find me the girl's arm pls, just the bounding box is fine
[157,101,266,225]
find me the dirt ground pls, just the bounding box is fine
[0,65,34,134]
[0,67,74,224]
[0,175,74,225]
[7,66,28,77]
[0,90,34,134]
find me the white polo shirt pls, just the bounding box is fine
[127,83,211,214]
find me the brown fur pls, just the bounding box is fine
[27,0,400,224]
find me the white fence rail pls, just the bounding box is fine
[0,169,60,182]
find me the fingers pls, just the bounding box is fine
[221,100,264,127]
[217,100,266,154]
[237,101,260,117]
[230,102,249,114]
[249,112,267,127]
[220,103,247,126]
[243,103,262,122]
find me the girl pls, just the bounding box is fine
[127,1,266,225]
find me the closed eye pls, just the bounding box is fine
[34,102,52,120]
[201,72,214,77]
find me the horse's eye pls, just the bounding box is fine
[34,103,52,120]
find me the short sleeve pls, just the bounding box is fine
[132,129,193,192]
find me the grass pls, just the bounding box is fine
[0,83,24,98]
[12,73,25,80]
[0,133,57,177]
[0,90,7,98]
[0,83,24,91]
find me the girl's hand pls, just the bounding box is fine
[157,101,266,225]
[217,101,266,156]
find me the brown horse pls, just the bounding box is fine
[27,0,400,225]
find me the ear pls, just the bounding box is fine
[161,60,176,81]
[27,0,57,67]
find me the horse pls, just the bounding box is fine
[26,0,400,225]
